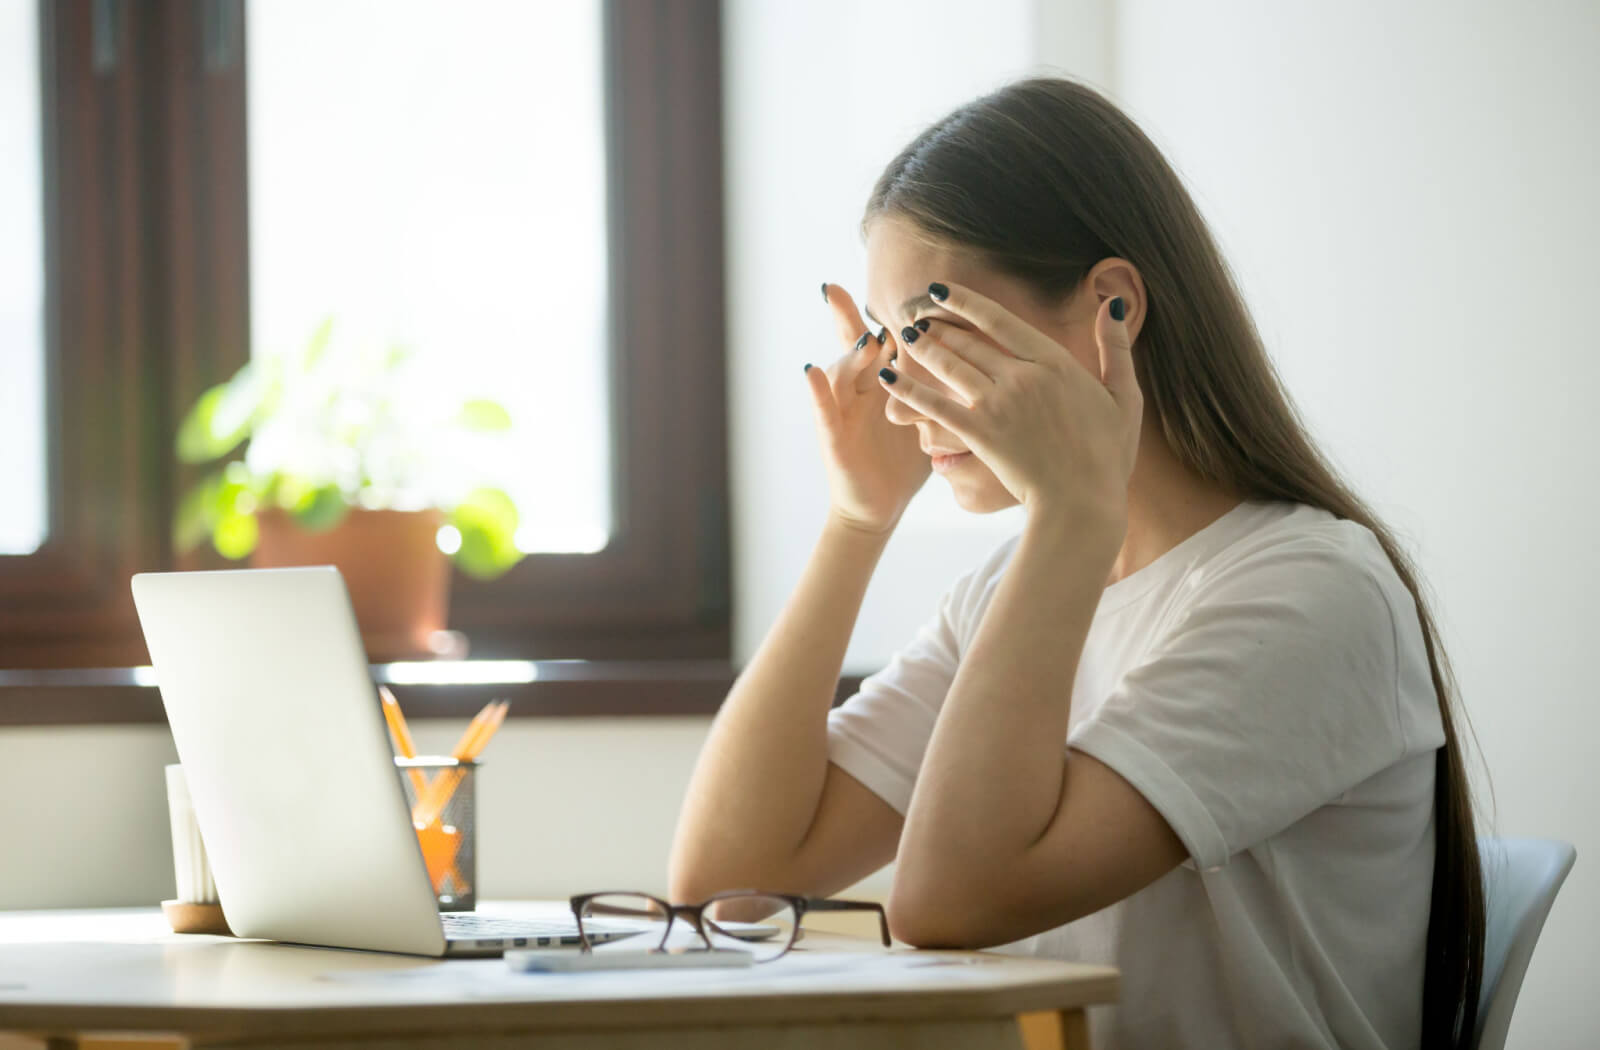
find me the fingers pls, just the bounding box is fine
[923,281,1057,364]
[803,362,840,433]
[899,325,991,405]
[823,282,881,357]
[915,321,1013,381]
[823,282,888,389]
[1094,296,1140,405]
[877,366,971,440]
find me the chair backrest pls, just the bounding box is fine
[1473,836,1576,1050]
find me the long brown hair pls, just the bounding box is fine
[866,77,1483,1047]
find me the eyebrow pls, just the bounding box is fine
[863,292,938,329]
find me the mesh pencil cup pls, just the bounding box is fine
[396,756,478,912]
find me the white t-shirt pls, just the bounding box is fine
[827,500,1445,1050]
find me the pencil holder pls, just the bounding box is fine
[396,756,478,912]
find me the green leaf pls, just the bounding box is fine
[172,473,223,552]
[291,485,351,532]
[449,487,523,580]
[212,508,259,560]
[175,384,234,463]
[300,317,335,372]
[175,365,268,464]
[457,399,513,431]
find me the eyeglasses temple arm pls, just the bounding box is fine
[800,898,892,947]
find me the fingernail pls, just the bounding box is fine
[821,282,830,303]
[854,331,871,351]
[877,327,888,344]
[914,318,930,332]
[1110,297,1126,322]
[900,326,920,345]
[804,362,813,373]
[879,367,898,384]
[928,282,949,302]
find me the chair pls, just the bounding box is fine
[1473,837,1577,1050]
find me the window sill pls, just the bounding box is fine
[0,664,864,726]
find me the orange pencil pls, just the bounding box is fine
[380,686,427,796]
[448,700,499,761]
[460,700,509,761]
[415,700,509,827]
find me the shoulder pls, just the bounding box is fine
[1184,503,1441,748]
[1170,505,1417,701]
[1196,503,1412,632]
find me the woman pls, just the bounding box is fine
[669,78,1482,1050]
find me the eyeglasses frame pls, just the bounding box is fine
[568,889,891,961]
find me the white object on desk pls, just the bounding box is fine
[507,948,754,972]
[165,763,217,904]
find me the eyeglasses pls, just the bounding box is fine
[569,890,890,963]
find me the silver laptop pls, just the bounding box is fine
[131,566,643,957]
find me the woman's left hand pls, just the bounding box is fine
[879,281,1142,526]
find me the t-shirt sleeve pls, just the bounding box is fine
[825,539,1016,815]
[1067,535,1412,871]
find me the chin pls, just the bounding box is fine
[951,482,1020,515]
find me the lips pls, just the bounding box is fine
[930,451,973,473]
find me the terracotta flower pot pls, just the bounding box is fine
[251,508,451,662]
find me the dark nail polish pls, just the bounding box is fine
[879,367,898,384]
[900,326,920,344]
[1110,296,1126,322]
[854,331,871,351]
[821,282,830,303]
[877,327,888,344]
[804,362,813,373]
[914,318,930,332]
[928,282,949,302]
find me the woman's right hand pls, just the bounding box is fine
[806,284,931,535]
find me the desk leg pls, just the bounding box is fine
[1016,1008,1090,1050]
[1058,1009,1090,1050]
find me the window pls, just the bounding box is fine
[0,0,46,557]
[248,0,613,555]
[0,0,728,679]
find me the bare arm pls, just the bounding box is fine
[889,513,1183,946]
[669,283,926,903]
[669,516,905,901]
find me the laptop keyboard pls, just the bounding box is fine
[440,912,643,943]
[442,914,579,937]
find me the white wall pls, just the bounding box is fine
[1103,1,1600,1045]
[722,0,1050,672]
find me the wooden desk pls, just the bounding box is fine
[0,907,1116,1050]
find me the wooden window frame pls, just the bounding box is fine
[0,1,730,706]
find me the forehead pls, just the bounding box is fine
[863,216,1042,327]
[864,218,965,305]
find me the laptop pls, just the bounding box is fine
[131,566,645,957]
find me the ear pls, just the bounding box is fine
[1084,258,1147,343]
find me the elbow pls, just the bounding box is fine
[886,870,992,949]
[666,837,718,904]
[666,849,720,906]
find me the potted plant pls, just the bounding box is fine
[172,320,525,660]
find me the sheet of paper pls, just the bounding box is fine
[317,950,1013,1000]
